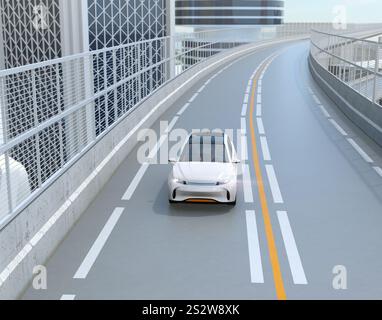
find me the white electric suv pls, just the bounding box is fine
[168,131,239,205]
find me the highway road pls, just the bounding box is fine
[23,40,382,300]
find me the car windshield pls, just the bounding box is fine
[179,134,229,163]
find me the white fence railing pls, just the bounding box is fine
[0,23,381,227]
[311,29,382,105]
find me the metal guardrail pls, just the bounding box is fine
[0,23,381,227]
[310,29,382,106]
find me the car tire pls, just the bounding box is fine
[169,199,176,204]
[229,199,237,206]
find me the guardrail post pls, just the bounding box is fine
[113,48,118,120]
[32,70,42,188]
[0,77,13,215]
[83,53,96,143]
[166,0,175,80]
[103,51,109,129]
[56,64,64,167]
[373,39,381,104]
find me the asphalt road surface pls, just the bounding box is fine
[23,40,382,300]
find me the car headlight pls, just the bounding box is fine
[216,178,231,185]
[174,178,187,185]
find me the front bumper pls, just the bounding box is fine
[168,180,237,203]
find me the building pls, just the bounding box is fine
[0,0,171,219]
[174,0,285,70]
[176,0,284,27]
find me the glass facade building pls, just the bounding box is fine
[176,0,284,26]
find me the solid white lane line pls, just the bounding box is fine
[245,210,265,284]
[277,211,308,285]
[61,294,76,300]
[373,166,382,177]
[241,135,248,161]
[265,165,284,204]
[241,117,247,135]
[256,103,262,117]
[257,117,265,135]
[347,138,374,163]
[329,119,348,136]
[189,93,198,102]
[244,94,249,104]
[312,94,321,105]
[318,105,330,118]
[177,103,190,116]
[122,163,150,200]
[258,79,262,87]
[246,86,251,94]
[242,164,254,203]
[258,86,262,94]
[260,136,272,161]
[307,87,313,94]
[257,94,262,104]
[242,103,248,117]
[74,207,124,279]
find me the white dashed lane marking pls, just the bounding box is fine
[257,118,265,135]
[245,210,265,284]
[318,105,330,118]
[277,211,308,285]
[197,85,206,93]
[242,103,248,117]
[121,163,150,201]
[329,119,348,136]
[177,103,190,116]
[242,164,254,203]
[347,138,374,163]
[241,117,247,135]
[256,103,262,117]
[265,164,284,204]
[240,135,248,161]
[189,93,198,102]
[260,136,272,161]
[312,94,321,105]
[74,208,125,279]
[373,166,382,177]
[308,89,381,171]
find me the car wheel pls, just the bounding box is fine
[169,199,176,204]
[229,199,236,206]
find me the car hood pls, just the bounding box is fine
[173,162,236,183]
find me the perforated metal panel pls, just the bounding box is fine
[87,0,167,135]
[0,0,63,192]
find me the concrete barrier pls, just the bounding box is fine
[309,54,382,147]
[0,36,305,299]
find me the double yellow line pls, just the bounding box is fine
[248,56,287,300]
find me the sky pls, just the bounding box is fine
[285,0,382,23]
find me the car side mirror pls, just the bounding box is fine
[168,158,177,164]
